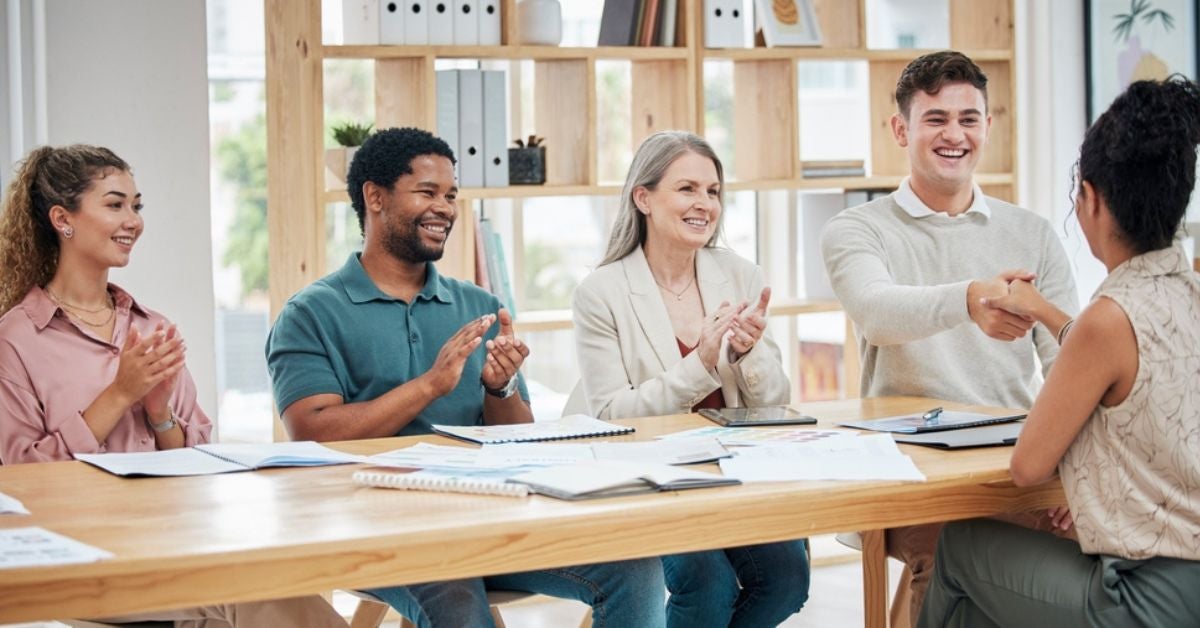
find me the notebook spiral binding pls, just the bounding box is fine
[352,469,531,497]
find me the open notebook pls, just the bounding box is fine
[353,460,739,500]
[75,441,366,477]
[432,414,634,445]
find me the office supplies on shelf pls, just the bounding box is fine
[379,0,405,44]
[659,426,851,447]
[598,0,640,45]
[0,527,112,569]
[892,422,1025,449]
[0,491,28,515]
[342,0,380,44]
[482,70,509,187]
[457,69,485,187]
[839,410,1027,434]
[432,415,634,445]
[479,0,503,45]
[75,442,365,477]
[435,69,461,180]
[698,406,818,427]
[510,460,740,500]
[404,0,430,44]
[453,0,480,44]
[704,0,746,48]
[429,0,454,45]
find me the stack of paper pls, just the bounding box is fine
[718,434,926,482]
[0,527,112,569]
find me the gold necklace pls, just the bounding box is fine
[46,288,115,327]
[653,273,695,301]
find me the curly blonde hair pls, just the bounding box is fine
[0,145,129,315]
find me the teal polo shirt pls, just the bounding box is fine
[266,253,529,436]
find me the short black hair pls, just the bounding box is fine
[895,51,988,118]
[346,127,456,234]
[1079,77,1200,253]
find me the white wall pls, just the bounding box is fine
[1018,0,1107,304]
[1,1,218,420]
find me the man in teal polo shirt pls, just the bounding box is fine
[265,127,665,628]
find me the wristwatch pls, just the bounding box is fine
[147,408,178,433]
[483,375,519,399]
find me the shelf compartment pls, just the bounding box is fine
[323,45,690,61]
[534,59,595,186]
[733,59,798,181]
[375,57,437,129]
[630,59,691,148]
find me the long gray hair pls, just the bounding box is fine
[599,131,726,266]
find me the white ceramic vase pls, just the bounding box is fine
[517,0,562,46]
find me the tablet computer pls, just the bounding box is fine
[697,406,819,427]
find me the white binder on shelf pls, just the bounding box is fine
[379,0,405,44]
[428,0,454,45]
[482,70,509,188]
[453,0,479,45]
[704,0,745,48]
[478,0,502,45]
[799,192,845,300]
[436,70,461,180]
[404,0,430,45]
[457,69,485,188]
[343,0,380,45]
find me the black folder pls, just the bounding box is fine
[891,422,1025,449]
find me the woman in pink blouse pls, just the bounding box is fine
[0,144,347,627]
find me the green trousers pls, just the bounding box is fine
[916,518,1200,628]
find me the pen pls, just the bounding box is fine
[922,407,943,424]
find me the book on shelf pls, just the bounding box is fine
[473,215,492,292]
[800,159,866,178]
[432,414,634,445]
[659,0,678,46]
[478,218,518,314]
[599,0,640,45]
[353,459,739,500]
[75,442,365,477]
[638,0,662,47]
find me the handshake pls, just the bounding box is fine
[967,270,1049,341]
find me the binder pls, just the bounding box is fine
[482,70,509,187]
[799,192,843,300]
[428,0,454,45]
[704,0,745,48]
[598,0,639,45]
[659,0,678,46]
[435,70,461,178]
[478,0,502,45]
[379,0,405,44]
[342,0,380,45]
[404,0,430,45]
[453,0,479,45]
[457,69,485,188]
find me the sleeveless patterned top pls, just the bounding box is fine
[1060,244,1200,560]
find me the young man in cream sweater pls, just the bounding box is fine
[820,51,1078,627]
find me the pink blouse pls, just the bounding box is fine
[0,284,211,464]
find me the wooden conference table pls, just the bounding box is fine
[0,396,1064,627]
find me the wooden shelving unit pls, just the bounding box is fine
[265,0,1018,401]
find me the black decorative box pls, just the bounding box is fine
[508,146,546,185]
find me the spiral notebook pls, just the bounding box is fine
[354,467,532,497]
[431,415,634,445]
[75,441,365,477]
[354,461,738,500]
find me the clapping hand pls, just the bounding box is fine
[112,321,186,412]
[424,314,494,397]
[482,308,529,390]
[729,287,771,360]
[698,300,747,369]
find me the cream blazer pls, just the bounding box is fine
[564,246,790,420]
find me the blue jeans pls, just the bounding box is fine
[662,540,810,628]
[365,556,665,628]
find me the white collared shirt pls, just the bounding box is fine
[893,176,991,219]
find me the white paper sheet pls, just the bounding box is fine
[76,448,248,476]
[0,527,112,569]
[658,426,854,447]
[720,435,927,482]
[476,438,730,468]
[366,442,484,469]
[0,491,29,515]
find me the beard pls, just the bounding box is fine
[382,212,450,263]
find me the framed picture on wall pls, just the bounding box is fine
[755,0,822,47]
[1085,0,1199,122]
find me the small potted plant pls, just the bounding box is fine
[325,121,373,184]
[508,135,546,185]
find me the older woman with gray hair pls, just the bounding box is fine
[566,131,810,627]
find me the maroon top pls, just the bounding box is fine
[676,338,725,411]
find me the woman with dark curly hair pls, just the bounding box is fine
[916,78,1200,627]
[0,145,347,626]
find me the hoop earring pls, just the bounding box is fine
[62,226,74,239]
